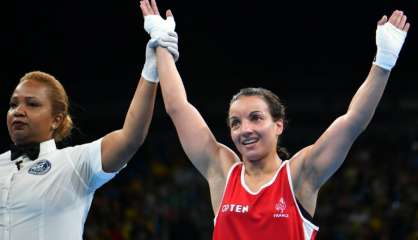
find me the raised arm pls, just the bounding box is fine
[100,77,157,172]
[291,10,410,209]
[99,7,172,172]
[139,0,238,181]
[156,47,238,178]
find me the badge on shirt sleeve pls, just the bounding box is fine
[28,159,52,175]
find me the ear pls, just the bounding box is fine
[274,119,284,136]
[52,113,64,130]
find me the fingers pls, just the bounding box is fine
[151,0,160,15]
[141,0,157,15]
[168,31,178,39]
[399,15,407,29]
[144,0,153,14]
[166,11,176,30]
[160,32,178,44]
[388,10,410,31]
[158,40,177,50]
[377,15,387,26]
[139,1,150,16]
[140,0,167,17]
[167,47,179,61]
[403,23,411,32]
[388,10,400,25]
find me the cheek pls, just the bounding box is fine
[37,108,54,121]
[6,111,13,127]
[230,131,240,145]
[25,112,48,132]
[260,126,277,144]
[37,115,53,128]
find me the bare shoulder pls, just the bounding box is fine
[209,142,240,180]
[206,143,240,213]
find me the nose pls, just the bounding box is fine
[12,104,26,117]
[240,120,253,136]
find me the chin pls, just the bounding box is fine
[242,151,264,162]
[11,134,31,146]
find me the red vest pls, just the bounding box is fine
[213,161,318,240]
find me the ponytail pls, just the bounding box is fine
[277,146,290,160]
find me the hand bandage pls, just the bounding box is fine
[141,32,180,82]
[151,32,180,62]
[373,22,407,70]
[144,15,175,39]
[141,40,159,83]
[141,15,177,82]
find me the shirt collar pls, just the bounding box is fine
[38,139,57,157]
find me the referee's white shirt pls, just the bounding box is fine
[0,138,119,240]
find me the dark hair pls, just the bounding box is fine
[229,87,290,159]
[20,71,73,142]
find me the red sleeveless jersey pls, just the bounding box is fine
[213,161,318,240]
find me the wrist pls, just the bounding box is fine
[141,40,159,83]
[373,49,397,71]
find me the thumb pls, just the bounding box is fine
[377,15,387,26]
[166,9,176,30]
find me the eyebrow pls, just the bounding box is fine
[10,96,40,101]
[229,111,264,120]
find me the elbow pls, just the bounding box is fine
[164,100,189,118]
[164,103,177,116]
[343,113,371,135]
[122,132,146,157]
[125,133,146,153]
[135,132,147,147]
[353,123,368,135]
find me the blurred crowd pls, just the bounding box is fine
[84,137,418,240]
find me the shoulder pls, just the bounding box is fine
[60,138,102,153]
[289,146,311,169]
[288,146,314,183]
[0,150,11,161]
[215,143,240,175]
[56,138,103,163]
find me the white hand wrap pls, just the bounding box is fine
[144,15,175,39]
[141,39,159,83]
[141,15,177,83]
[142,32,180,83]
[373,22,407,71]
[154,32,179,62]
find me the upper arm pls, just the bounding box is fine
[69,139,118,191]
[169,101,239,179]
[100,130,138,173]
[297,114,364,190]
[154,48,237,177]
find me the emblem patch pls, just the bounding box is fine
[273,197,289,218]
[275,197,287,213]
[28,160,51,175]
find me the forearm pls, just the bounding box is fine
[156,46,189,115]
[101,78,157,172]
[346,65,390,131]
[122,77,158,146]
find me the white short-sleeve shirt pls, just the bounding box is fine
[0,138,119,240]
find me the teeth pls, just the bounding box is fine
[243,139,257,145]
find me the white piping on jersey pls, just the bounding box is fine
[285,161,319,238]
[240,160,287,195]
